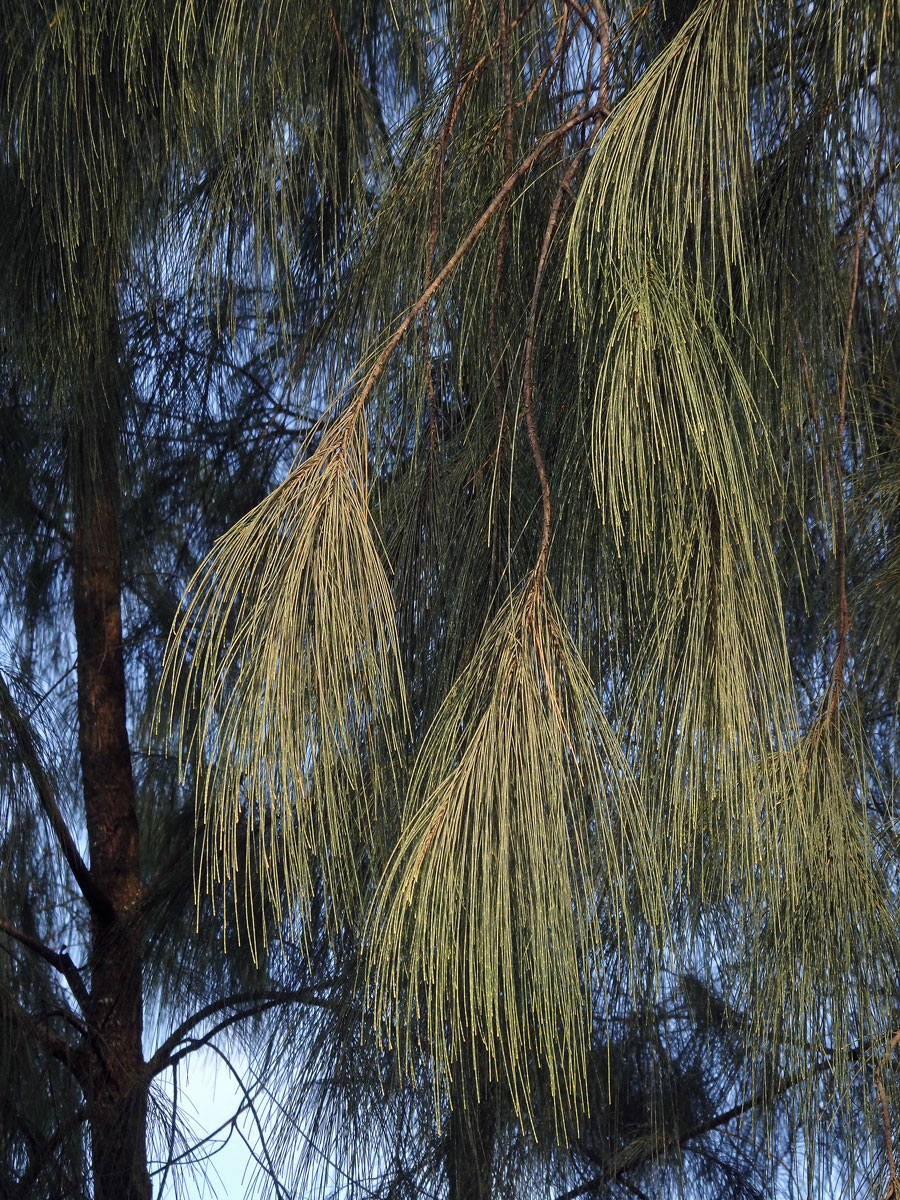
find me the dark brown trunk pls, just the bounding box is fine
[71,408,151,1200]
[445,1080,497,1200]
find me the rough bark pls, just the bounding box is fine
[71,405,151,1200]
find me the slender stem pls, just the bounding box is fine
[556,1048,850,1199]
[526,6,571,104]
[523,94,609,587]
[827,218,862,718]
[487,0,515,426]
[147,984,343,1074]
[827,128,884,718]
[337,99,598,456]
[422,0,478,461]
[0,988,84,1077]
[486,0,517,597]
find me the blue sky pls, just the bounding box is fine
[156,1051,261,1200]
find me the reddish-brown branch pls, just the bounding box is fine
[523,91,609,587]
[487,0,516,428]
[592,0,612,114]
[0,671,112,922]
[827,130,883,718]
[422,1,479,460]
[526,7,571,104]
[827,223,861,718]
[337,99,599,457]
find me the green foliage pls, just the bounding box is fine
[2,0,900,1195]
[149,0,900,1169]
[162,421,409,941]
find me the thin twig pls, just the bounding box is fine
[486,0,518,599]
[828,131,883,719]
[526,7,571,104]
[487,0,516,426]
[205,1040,291,1200]
[422,0,479,461]
[523,92,609,587]
[0,988,84,1077]
[827,215,862,718]
[556,1045,857,1199]
[147,983,343,1074]
[335,98,599,458]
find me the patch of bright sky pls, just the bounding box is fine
[154,1049,262,1200]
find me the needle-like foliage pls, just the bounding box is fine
[368,578,662,1127]
[5,0,898,1193]
[152,3,900,1168]
[161,422,408,939]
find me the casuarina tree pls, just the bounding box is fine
[3,2,900,1198]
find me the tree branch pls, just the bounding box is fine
[336,96,604,455]
[0,671,112,922]
[522,58,608,586]
[3,1104,88,1199]
[556,1050,853,1199]
[422,0,479,463]
[0,988,84,1080]
[147,983,343,1076]
[0,919,90,1014]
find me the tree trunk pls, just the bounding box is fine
[445,1079,497,1200]
[71,405,151,1200]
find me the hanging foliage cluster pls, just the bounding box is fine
[107,0,900,1156]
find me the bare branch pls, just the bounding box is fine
[147,983,344,1076]
[336,97,602,455]
[0,988,84,1080]
[0,919,90,1014]
[523,99,608,586]
[556,1049,856,1199]
[0,670,112,922]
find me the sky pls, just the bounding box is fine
[156,1050,263,1200]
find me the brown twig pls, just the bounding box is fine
[522,158,579,587]
[486,0,518,596]
[592,0,612,114]
[523,78,610,588]
[0,988,85,1078]
[827,218,862,718]
[557,1035,869,1199]
[0,919,90,1014]
[335,98,598,459]
[487,0,516,423]
[827,131,884,719]
[422,1,479,461]
[526,6,572,104]
[875,1030,900,1200]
